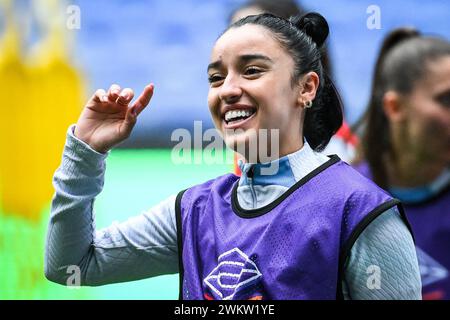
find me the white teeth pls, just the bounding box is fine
[224,109,254,122]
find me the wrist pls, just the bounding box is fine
[71,126,109,155]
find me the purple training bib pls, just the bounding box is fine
[176,156,409,300]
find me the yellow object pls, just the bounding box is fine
[0,0,84,219]
[0,0,32,217]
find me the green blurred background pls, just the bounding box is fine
[0,149,231,299]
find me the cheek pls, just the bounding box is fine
[250,83,291,112]
[207,90,220,119]
[408,94,450,133]
[262,90,298,126]
[425,112,450,139]
[410,108,449,145]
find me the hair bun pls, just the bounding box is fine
[290,12,329,48]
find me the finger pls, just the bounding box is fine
[116,88,134,106]
[107,84,121,102]
[131,84,154,115]
[92,89,108,103]
[121,105,138,136]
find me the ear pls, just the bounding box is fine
[383,91,406,122]
[297,72,320,108]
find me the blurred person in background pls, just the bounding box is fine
[230,0,358,176]
[353,28,450,300]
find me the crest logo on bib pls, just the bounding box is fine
[203,248,263,300]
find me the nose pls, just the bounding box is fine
[219,73,242,104]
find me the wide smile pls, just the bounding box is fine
[222,107,257,129]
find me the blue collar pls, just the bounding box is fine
[237,141,328,188]
[238,156,297,188]
[389,167,450,203]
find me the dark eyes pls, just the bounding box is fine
[208,67,263,85]
[436,91,450,108]
[208,75,225,84]
[244,67,263,76]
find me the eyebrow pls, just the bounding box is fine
[207,54,273,73]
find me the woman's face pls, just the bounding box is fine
[402,56,450,164]
[207,24,304,159]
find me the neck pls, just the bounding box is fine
[278,139,304,162]
[385,147,447,188]
[242,136,304,164]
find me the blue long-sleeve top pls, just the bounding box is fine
[44,125,422,299]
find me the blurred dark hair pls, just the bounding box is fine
[229,0,303,21]
[355,28,450,187]
[226,12,343,151]
[228,0,333,77]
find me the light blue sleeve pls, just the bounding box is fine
[45,126,179,286]
[342,207,422,300]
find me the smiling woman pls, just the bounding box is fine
[45,12,421,300]
[206,13,341,161]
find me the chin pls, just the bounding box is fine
[224,133,260,162]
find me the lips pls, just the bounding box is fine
[221,104,257,129]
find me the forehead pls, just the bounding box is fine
[211,24,287,62]
[417,56,450,93]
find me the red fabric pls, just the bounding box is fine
[335,121,359,146]
[234,153,242,176]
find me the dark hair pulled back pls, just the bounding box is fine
[228,12,343,151]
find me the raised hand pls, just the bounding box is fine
[74,84,154,153]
